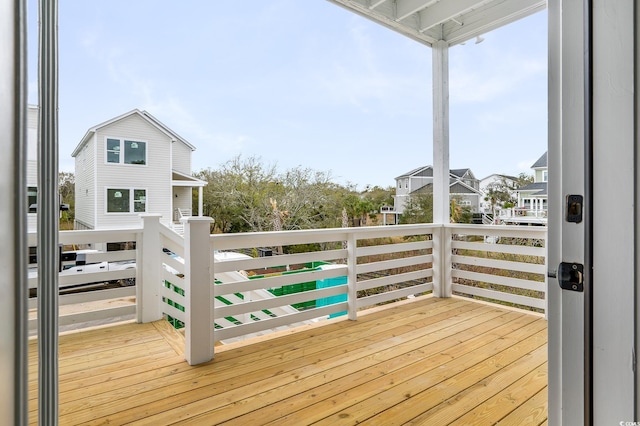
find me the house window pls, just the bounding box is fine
[106,138,146,165]
[107,188,146,213]
[28,186,37,213]
[542,170,548,182]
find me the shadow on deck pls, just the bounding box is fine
[28,296,548,425]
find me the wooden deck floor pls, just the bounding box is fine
[28,296,548,425]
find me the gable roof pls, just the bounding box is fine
[531,152,547,169]
[450,181,480,194]
[450,168,475,180]
[410,178,481,195]
[396,166,478,181]
[480,173,519,183]
[396,166,432,179]
[71,109,196,157]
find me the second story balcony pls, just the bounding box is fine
[27,218,548,424]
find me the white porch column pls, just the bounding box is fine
[432,40,452,298]
[183,216,214,365]
[198,186,203,216]
[432,40,450,225]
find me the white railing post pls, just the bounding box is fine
[347,232,358,320]
[432,226,442,297]
[443,226,452,297]
[432,225,452,298]
[138,214,163,323]
[183,216,214,365]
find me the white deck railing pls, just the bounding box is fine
[27,228,140,331]
[27,216,547,365]
[447,224,547,311]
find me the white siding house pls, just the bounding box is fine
[478,173,518,213]
[26,105,38,232]
[497,152,547,226]
[71,109,206,230]
[391,166,481,215]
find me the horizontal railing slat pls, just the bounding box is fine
[356,254,433,275]
[215,303,348,341]
[161,303,186,322]
[57,268,135,287]
[451,269,545,292]
[357,283,433,309]
[162,255,185,277]
[452,284,546,310]
[451,240,545,257]
[215,285,347,317]
[447,224,547,239]
[356,240,432,257]
[451,254,546,275]
[160,284,186,305]
[356,269,432,292]
[213,248,347,273]
[28,305,136,331]
[215,266,348,295]
[28,286,136,310]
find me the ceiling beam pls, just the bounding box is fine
[395,0,437,22]
[326,0,438,46]
[368,0,388,10]
[443,0,545,45]
[417,0,489,32]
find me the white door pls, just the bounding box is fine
[548,0,637,423]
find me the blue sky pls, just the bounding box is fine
[27,1,547,189]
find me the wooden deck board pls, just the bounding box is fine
[28,296,548,425]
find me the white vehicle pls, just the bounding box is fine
[29,249,136,292]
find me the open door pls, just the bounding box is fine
[548,0,637,423]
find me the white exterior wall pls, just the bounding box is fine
[73,136,96,229]
[93,114,172,228]
[409,176,431,193]
[171,141,192,175]
[394,175,433,214]
[172,187,193,219]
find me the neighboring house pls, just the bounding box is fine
[499,152,548,225]
[72,109,206,231]
[478,173,519,213]
[26,105,38,232]
[383,165,481,223]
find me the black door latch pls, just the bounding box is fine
[558,262,584,292]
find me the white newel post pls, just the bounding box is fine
[347,232,358,320]
[442,226,452,297]
[183,216,214,365]
[138,214,163,323]
[432,226,442,297]
[432,225,452,298]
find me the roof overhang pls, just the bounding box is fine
[172,170,207,187]
[326,0,546,47]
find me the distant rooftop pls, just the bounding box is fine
[531,152,548,169]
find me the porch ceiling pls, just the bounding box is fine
[171,170,206,187]
[326,0,546,47]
